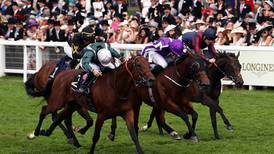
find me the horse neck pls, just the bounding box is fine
[209,58,226,83]
[113,62,134,96]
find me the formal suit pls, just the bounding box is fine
[174,0,193,16]
[238,3,252,19]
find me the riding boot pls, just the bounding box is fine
[49,56,69,80]
[69,58,79,69]
[75,73,94,95]
[151,65,163,75]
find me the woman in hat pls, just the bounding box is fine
[257,0,274,23]
[215,27,230,45]
[230,27,247,46]
[255,24,273,46]
[135,26,150,44]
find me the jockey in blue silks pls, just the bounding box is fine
[180,27,217,64]
[141,37,185,73]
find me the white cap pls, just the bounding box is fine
[97,48,112,67]
[164,24,176,34]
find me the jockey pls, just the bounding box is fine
[71,42,122,94]
[49,28,95,80]
[180,27,217,64]
[141,37,185,73]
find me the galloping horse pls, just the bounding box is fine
[25,61,94,145]
[107,52,211,142]
[140,52,244,139]
[31,56,155,154]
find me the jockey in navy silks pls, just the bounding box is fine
[49,28,95,80]
[141,37,185,73]
[180,27,217,64]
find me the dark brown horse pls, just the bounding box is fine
[140,52,244,139]
[107,53,211,142]
[30,56,155,154]
[25,61,93,145]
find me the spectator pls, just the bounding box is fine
[147,0,163,24]
[174,0,193,16]
[237,0,252,20]
[52,20,67,41]
[162,4,176,25]
[92,0,105,19]
[113,0,127,17]
[26,19,39,40]
[135,26,150,44]
[215,27,230,45]
[192,0,202,19]
[245,18,257,46]
[255,23,273,46]
[3,17,16,40]
[14,19,24,40]
[148,20,159,42]
[230,26,247,46]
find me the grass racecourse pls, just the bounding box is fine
[1,76,274,154]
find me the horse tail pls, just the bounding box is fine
[24,73,44,97]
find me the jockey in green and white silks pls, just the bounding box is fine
[72,42,122,94]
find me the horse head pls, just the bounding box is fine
[125,55,155,87]
[216,52,244,87]
[175,52,210,90]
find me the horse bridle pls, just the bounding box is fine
[173,58,194,88]
[213,59,241,84]
[125,56,152,87]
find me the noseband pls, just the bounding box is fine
[125,57,151,87]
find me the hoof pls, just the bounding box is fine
[107,133,115,141]
[226,125,234,131]
[190,136,198,142]
[27,131,36,140]
[40,130,46,136]
[169,131,181,140]
[183,132,191,139]
[139,125,148,132]
[67,138,75,145]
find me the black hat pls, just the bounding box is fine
[8,17,16,24]
[101,20,109,26]
[54,21,61,26]
[48,19,55,25]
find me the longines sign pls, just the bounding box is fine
[231,50,274,86]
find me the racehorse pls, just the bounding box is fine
[107,52,211,142]
[30,56,155,154]
[140,52,244,139]
[25,61,94,145]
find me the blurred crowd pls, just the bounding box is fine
[0,0,273,46]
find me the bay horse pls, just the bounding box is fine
[30,56,155,154]
[25,60,94,145]
[140,52,244,139]
[107,52,211,142]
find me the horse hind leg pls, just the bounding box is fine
[75,108,94,135]
[51,112,69,137]
[107,117,117,141]
[64,109,81,148]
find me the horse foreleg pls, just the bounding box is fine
[75,108,94,135]
[123,110,144,154]
[52,112,69,137]
[182,104,198,140]
[64,109,81,148]
[90,114,105,154]
[140,107,156,132]
[34,105,48,136]
[215,99,233,130]
[107,117,117,141]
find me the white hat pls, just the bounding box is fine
[164,24,176,33]
[97,48,112,67]
[192,19,206,26]
[231,27,246,35]
[256,23,273,35]
[264,1,273,9]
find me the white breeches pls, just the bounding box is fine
[148,51,168,69]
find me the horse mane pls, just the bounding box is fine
[217,52,237,59]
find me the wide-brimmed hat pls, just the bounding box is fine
[164,24,176,33]
[192,19,206,26]
[231,27,246,35]
[256,23,273,36]
[264,0,273,9]
[148,21,159,28]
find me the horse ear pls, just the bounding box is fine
[129,51,136,58]
[236,52,240,58]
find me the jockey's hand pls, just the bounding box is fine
[92,69,102,77]
[208,58,216,64]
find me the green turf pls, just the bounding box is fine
[1,76,274,154]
